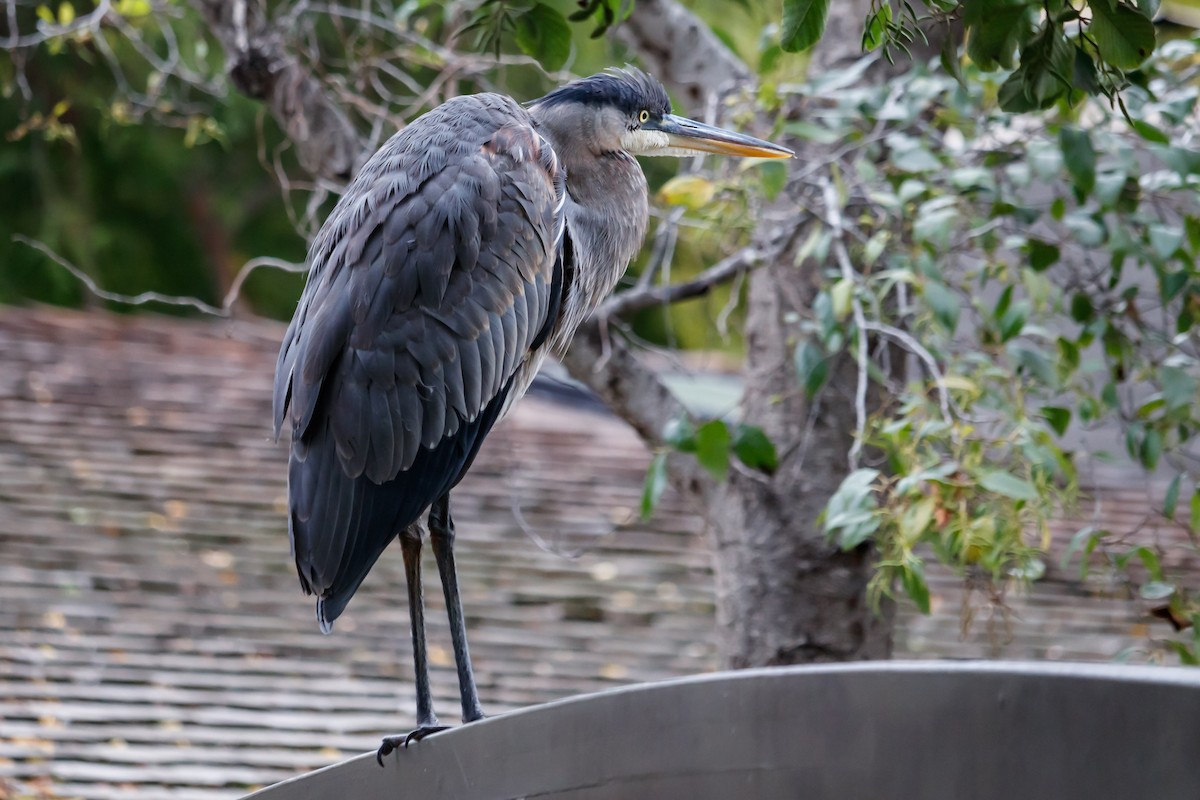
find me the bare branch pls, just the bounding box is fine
[14,235,305,316]
[3,0,112,49]
[191,0,365,183]
[819,178,870,469]
[620,0,752,108]
[860,320,956,425]
[561,321,713,501]
[599,246,764,319]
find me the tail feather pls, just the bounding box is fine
[288,376,516,630]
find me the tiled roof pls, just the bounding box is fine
[0,308,1187,799]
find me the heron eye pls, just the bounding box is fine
[638,110,650,124]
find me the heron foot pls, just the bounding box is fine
[376,726,451,765]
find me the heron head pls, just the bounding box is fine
[531,67,792,161]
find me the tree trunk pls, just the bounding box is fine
[708,236,894,667]
[697,0,958,667]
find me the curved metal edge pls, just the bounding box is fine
[241,660,1200,799]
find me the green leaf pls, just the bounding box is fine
[1136,0,1161,17]
[115,0,151,16]
[825,468,881,550]
[900,558,931,614]
[1164,473,1182,519]
[1149,223,1183,260]
[913,199,959,247]
[979,470,1038,501]
[940,28,966,89]
[1132,119,1170,144]
[758,161,788,201]
[781,0,830,52]
[899,498,936,546]
[1089,0,1156,70]
[658,175,716,209]
[830,277,854,322]
[1007,23,1074,109]
[694,419,731,480]
[663,416,697,453]
[640,452,668,520]
[923,280,960,333]
[514,3,571,71]
[1186,216,1200,255]
[1057,337,1081,374]
[1134,546,1164,581]
[862,2,891,51]
[1060,127,1096,195]
[1191,489,1200,535]
[1164,641,1200,667]
[1041,405,1071,436]
[1026,239,1060,271]
[1163,146,1200,177]
[998,68,1041,113]
[998,300,1029,342]
[1141,428,1163,470]
[1071,43,1101,97]
[1070,292,1094,323]
[963,0,1035,71]
[1139,581,1175,601]
[1160,366,1196,410]
[733,424,778,474]
[1061,526,1100,572]
[795,339,829,399]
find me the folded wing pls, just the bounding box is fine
[272,94,565,629]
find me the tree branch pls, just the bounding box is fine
[598,246,762,319]
[620,0,752,108]
[560,322,713,501]
[14,235,305,316]
[191,0,366,184]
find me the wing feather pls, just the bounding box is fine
[274,94,566,628]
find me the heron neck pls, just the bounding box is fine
[556,151,648,351]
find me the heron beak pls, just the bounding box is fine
[648,114,793,159]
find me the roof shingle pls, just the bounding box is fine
[0,308,1185,799]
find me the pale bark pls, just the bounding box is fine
[192,0,364,183]
[614,0,752,106]
[610,0,912,666]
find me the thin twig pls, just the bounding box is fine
[860,319,956,424]
[599,246,763,319]
[4,0,112,48]
[820,178,870,470]
[14,235,306,316]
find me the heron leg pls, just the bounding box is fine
[377,526,448,764]
[429,494,485,723]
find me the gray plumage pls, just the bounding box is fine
[271,67,791,753]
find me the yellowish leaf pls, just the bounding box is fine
[830,277,854,321]
[116,0,152,16]
[656,175,716,210]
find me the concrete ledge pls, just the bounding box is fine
[244,661,1200,799]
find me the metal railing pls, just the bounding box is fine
[244,661,1200,799]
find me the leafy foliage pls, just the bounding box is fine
[641,417,779,517]
[464,0,574,69]
[854,1,1158,113]
[782,0,831,52]
[787,35,1200,661]
[9,0,1200,667]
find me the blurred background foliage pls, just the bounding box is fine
[0,0,796,348]
[5,0,1200,658]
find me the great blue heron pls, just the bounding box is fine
[272,68,791,758]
